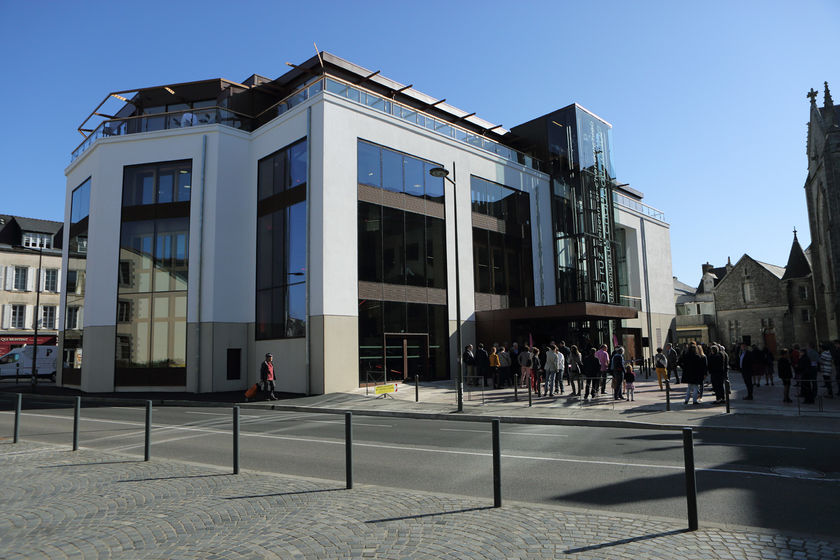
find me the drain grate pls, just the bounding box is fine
[771,466,825,479]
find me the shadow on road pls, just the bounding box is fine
[224,487,345,500]
[118,473,232,483]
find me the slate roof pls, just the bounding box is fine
[781,235,812,280]
[696,266,728,293]
[755,260,785,279]
[13,216,62,234]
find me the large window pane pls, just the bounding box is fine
[357,141,381,188]
[381,149,403,193]
[382,207,404,284]
[358,202,382,282]
[404,212,425,287]
[403,157,424,198]
[425,217,446,289]
[424,162,444,202]
[256,138,308,340]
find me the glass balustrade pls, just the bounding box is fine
[613,193,666,221]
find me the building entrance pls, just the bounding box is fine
[384,333,429,382]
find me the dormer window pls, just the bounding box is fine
[22,232,52,249]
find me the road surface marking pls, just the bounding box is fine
[1,411,834,482]
[441,428,568,437]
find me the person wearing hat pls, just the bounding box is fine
[260,353,277,400]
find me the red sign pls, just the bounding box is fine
[0,336,57,357]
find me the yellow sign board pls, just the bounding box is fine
[374,383,398,395]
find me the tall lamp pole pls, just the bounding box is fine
[429,164,463,412]
[30,242,44,389]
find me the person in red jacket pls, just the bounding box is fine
[260,353,277,400]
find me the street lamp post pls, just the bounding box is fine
[30,242,44,389]
[429,164,463,412]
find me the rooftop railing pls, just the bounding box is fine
[614,192,666,222]
[72,74,545,175]
[71,106,253,162]
[323,77,544,172]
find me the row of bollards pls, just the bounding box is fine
[8,395,701,528]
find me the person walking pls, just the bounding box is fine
[582,348,600,400]
[476,343,490,388]
[568,345,583,397]
[777,348,793,403]
[544,345,560,397]
[624,364,636,401]
[531,347,542,396]
[665,343,680,384]
[489,346,501,389]
[750,345,764,389]
[819,343,835,398]
[610,347,626,400]
[682,342,706,405]
[518,346,533,389]
[708,345,727,404]
[738,342,754,400]
[260,352,277,400]
[763,346,775,386]
[654,347,668,390]
[463,345,476,385]
[595,344,610,396]
[498,346,511,388]
[558,341,571,390]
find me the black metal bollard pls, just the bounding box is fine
[724,379,731,414]
[528,374,532,407]
[13,393,21,444]
[345,411,353,489]
[665,379,671,411]
[492,419,501,508]
[682,427,699,531]
[144,400,152,462]
[514,374,519,402]
[73,397,81,451]
[233,406,240,474]
[415,375,419,403]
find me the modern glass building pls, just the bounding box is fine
[60,52,672,394]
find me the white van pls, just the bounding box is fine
[0,345,57,381]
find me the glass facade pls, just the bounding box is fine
[256,139,307,339]
[470,176,534,307]
[116,161,191,386]
[545,106,618,306]
[62,177,90,384]
[357,140,444,202]
[357,140,449,383]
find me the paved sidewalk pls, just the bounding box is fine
[1,441,839,559]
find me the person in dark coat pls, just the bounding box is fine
[665,343,680,383]
[707,345,727,404]
[260,353,277,400]
[462,345,476,384]
[582,347,600,400]
[682,342,707,405]
[610,347,626,400]
[777,348,793,403]
[475,343,490,387]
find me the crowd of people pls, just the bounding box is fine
[461,341,640,402]
[460,338,840,406]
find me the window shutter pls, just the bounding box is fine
[25,305,34,329]
[4,266,13,290]
[27,268,36,292]
[0,267,3,290]
[78,306,84,329]
[54,306,60,330]
[36,305,43,329]
[56,269,62,293]
[40,269,46,292]
[1,305,9,329]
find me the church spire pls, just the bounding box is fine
[782,228,811,280]
[825,82,836,126]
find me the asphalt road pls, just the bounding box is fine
[1,399,838,537]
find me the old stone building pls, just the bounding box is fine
[674,263,728,345]
[805,82,839,342]
[713,233,816,353]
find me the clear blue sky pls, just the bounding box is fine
[1,0,837,285]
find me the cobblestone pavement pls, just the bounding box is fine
[2,442,839,559]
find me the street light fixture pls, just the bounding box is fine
[428,164,463,412]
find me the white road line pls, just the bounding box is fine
[441,428,568,437]
[307,420,391,428]
[699,442,805,450]
[1,411,833,482]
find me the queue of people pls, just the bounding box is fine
[460,338,840,407]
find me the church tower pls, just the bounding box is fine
[804,82,840,342]
[781,229,816,346]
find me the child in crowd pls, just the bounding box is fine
[624,364,636,402]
